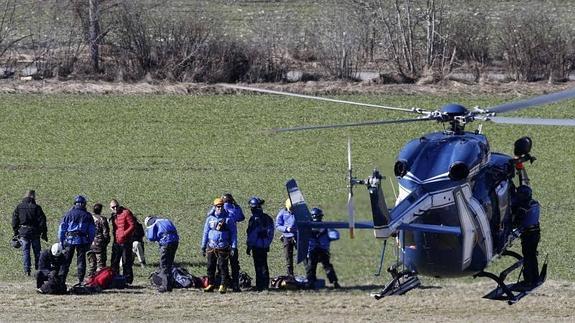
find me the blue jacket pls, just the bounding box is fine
[58,206,96,245]
[201,209,237,249]
[246,209,274,249]
[146,218,179,246]
[308,228,331,253]
[275,208,296,238]
[207,202,245,223]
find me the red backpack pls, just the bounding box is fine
[86,267,114,289]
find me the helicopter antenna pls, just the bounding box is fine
[389,177,397,200]
[347,138,356,239]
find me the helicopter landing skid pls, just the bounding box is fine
[371,267,421,300]
[475,251,548,305]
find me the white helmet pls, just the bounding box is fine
[51,243,63,256]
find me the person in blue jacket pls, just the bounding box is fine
[206,193,245,291]
[201,198,237,294]
[57,195,96,284]
[276,198,296,277]
[246,197,274,291]
[304,207,340,289]
[512,185,541,289]
[144,216,179,293]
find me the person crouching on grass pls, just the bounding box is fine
[144,216,179,293]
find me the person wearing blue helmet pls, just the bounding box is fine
[511,185,541,289]
[246,197,274,291]
[305,207,340,289]
[145,216,179,293]
[57,195,96,284]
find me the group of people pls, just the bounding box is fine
[12,190,341,294]
[12,191,149,292]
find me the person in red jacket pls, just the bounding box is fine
[109,199,136,284]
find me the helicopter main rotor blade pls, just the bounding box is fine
[487,116,575,126]
[274,117,433,133]
[487,87,575,114]
[219,83,419,114]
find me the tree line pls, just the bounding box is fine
[0,0,573,84]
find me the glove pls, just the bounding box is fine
[41,232,48,242]
[201,248,206,257]
[231,248,235,257]
[246,247,251,256]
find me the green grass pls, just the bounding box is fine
[1,91,574,287]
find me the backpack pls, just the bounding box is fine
[172,266,194,288]
[270,275,305,290]
[85,267,114,289]
[239,271,252,289]
[69,283,101,295]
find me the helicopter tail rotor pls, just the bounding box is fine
[347,138,357,239]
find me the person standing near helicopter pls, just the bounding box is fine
[512,185,541,289]
[276,198,297,277]
[304,207,340,289]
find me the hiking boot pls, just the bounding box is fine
[36,288,44,294]
[333,282,341,289]
[219,285,227,294]
[232,285,241,293]
[203,284,215,292]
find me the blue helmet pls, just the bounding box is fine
[311,207,323,221]
[74,195,87,205]
[248,197,264,209]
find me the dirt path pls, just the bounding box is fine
[1,280,573,322]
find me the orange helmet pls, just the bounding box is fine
[213,198,224,206]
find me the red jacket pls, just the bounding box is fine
[112,207,136,244]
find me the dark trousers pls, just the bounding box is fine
[87,250,107,278]
[36,269,53,288]
[206,247,230,287]
[252,248,270,291]
[521,228,540,285]
[60,243,90,284]
[158,242,178,292]
[305,248,338,287]
[282,236,296,276]
[21,237,41,274]
[111,241,134,284]
[230,248,240,288]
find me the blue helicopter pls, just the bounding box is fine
[222,84,575,304]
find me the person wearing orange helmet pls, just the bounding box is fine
[201,197,238,294]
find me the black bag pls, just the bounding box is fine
[172,266,194,288]
[239,271,252,289]
[69,283,101,295]
[270,275,304,290]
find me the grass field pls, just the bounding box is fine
[0,85,574,319]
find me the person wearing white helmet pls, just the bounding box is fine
[275,198,297,277]
[35,243,66,293]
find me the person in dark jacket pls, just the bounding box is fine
[87,203,110,278]
[275,198,297,277]
[246,197,274,291]
[201,198,238,294]
[512,185,541,289]
[145,216,179,293]
[36,243,65,288]
[109,199,137,284]
[304,207,340,289]
[57,195,96,284]
[132,216,146,267]
[12,190,48,276]
[222,193,244,292]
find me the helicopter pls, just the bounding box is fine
[220,83,575,304]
